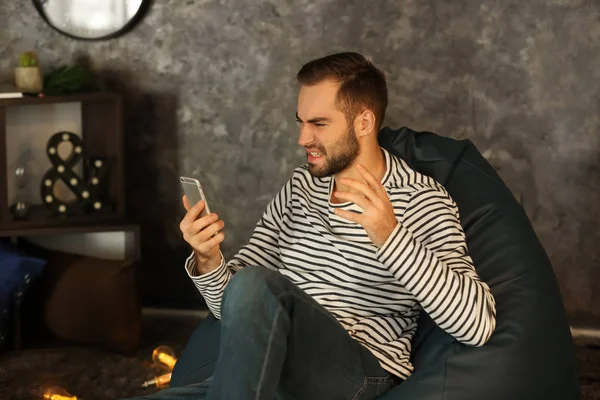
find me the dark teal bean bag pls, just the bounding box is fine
[172,127,580,399]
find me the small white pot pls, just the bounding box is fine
[14,67,43,93]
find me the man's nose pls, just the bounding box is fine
[298,126,314,147]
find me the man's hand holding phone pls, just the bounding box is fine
[180,195,225,275]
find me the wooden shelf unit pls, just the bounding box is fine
[0,92,126,237]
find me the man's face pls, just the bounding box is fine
[296,81,359,178]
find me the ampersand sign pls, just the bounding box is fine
[40,131,113,216]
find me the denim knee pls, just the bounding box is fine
[221,266,281,320]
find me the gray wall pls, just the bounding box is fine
[2,1,599,320]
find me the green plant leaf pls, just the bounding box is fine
[43,65,93,95]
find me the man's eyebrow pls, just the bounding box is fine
[295,113,331,123]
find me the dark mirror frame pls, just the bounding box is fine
[32,0,152,41]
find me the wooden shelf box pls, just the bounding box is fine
[0,93,126,237]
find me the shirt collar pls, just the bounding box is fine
[324,147,402,197]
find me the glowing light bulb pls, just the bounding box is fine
[42,386,79,400]
[152,345,177,370]
[141,372,172,388]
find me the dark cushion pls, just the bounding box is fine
[377,126,579,400]
[44,251,142,353]
[20,248,142,354]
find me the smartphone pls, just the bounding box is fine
[180,176,211,218]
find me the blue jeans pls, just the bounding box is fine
[127,266,400,400]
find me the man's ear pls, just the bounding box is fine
[354,109,376,138]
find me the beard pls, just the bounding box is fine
[308,126,360,178]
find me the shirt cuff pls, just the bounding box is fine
[377,222,402,252]
[184,250,226,283]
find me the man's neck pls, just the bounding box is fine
[331,144,386,202]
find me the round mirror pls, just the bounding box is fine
[33,0,150,40]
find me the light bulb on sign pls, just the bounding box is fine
[152,345,177,370]
[141,372,172,388]
[42,386,79,400]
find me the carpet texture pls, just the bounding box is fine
[0,314,596,399]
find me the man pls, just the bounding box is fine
[143,52,496,400]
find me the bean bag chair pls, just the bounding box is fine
[171,126,580,400]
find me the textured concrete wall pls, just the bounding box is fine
[1,1,599,319]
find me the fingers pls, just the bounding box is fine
[191,217,224,240]
[183,212,217,237]
[333,208,362,223]
[356,164,387,196]
[184,214,225,254]
[181,199,206,226]
[191,231,225,255]
[338,164,388,208]
[334,190,370,210]
[179,197,225,260]
[339,177,380,206]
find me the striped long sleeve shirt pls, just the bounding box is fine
[185,148,496,379]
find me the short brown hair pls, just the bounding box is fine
[297,52,388,132]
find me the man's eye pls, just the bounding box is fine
[314,123,325,127]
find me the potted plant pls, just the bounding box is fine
[15,51,43,93]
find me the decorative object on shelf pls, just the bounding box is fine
[40,131,113,216]
[0,83,25,99]
[9,202,29,219]
[43,65,93,96]
[14,51,43,93]
[33,0,150,41]
[9,165,31,219]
